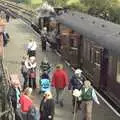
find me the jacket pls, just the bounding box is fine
[7,86,17,110]
[40,62,51,73]
[40,79,51,92]
[19,95,32,112]
[42,99,55,120]
[69,75,83,90]
[52,69,68,89]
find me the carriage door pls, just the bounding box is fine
[43,17,50,31]
[39,17,44,30]
[92,45,103,88]
[99,48,109,90]
[69,33,79,68]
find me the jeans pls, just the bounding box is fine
[55,88,64,103]
[22,73,28,90]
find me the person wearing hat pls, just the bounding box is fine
[68,68,84,113]
[51,64,68,107]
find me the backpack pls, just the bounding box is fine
[30,71,36,79]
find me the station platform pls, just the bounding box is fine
[3,18,120,120]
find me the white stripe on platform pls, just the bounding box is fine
[95,89,120,117]
[65,60,70,66]
[55,50,61,57]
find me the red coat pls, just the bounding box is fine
[19,95,32,112]
[52,69,68,89]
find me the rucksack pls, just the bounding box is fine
[30,71,36,79]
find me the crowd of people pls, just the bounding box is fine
[7,27,100,120]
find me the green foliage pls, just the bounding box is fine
[22,0,120,24]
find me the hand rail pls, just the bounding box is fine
[0,58,15,120]
[0,109,11,118]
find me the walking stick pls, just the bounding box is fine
[73,97,77,120]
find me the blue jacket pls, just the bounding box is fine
[40,79,50,92]
[69,75,83,90]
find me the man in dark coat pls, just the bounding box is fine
[69,69,84,112]
[7,85,17,110]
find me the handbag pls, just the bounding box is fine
[30,72,36,79]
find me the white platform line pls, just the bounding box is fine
[95,89,120,117]
[55,50,61,57]
[65,60,70,66]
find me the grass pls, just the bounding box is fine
[31,0,42,4]
[24,0,42,8]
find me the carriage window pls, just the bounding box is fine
[87,42,90,61]
[117,57,120,84]
[90,47,94,63]
[83,40,87,59]
[69,38,78,48]
[94,51,100,65]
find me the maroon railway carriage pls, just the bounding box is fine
[52,11,120,109]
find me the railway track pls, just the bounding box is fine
[0,0,36,24]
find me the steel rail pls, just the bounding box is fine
[0,3,33,24]
[0,0,34,16]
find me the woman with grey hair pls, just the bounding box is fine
[81,80,100,120]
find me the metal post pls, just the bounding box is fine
[73,97,77,120]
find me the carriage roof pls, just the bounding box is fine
[56,11,120,55]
